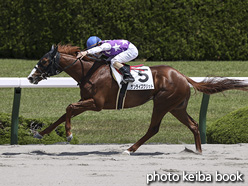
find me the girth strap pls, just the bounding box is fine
[116,82,128,110]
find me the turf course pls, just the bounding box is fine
[0,59,247,144]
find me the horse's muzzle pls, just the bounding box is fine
[28,76,40,84]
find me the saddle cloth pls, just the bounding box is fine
[110,65,154,90]
[111,64,154,110]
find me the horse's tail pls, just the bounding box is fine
[185,76,248,95]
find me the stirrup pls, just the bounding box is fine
[119,66,135,83]
[123,76,135,83]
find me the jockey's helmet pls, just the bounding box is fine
[86,36,102,49]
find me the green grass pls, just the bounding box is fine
[0,59,248,144]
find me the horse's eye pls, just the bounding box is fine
[42,60,47,64]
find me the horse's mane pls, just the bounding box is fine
[57,44,103,63]
[57,44,81,57]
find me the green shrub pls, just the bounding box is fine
[1,0,248,60]
[207,107,248,144]
[0,112,79,145]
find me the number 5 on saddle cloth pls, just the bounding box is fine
[111,64,154,110]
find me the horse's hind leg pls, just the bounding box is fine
[126,107,167,153]
[125,93,182,153]
[170,108,202,153]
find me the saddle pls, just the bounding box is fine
[83,55,154,109]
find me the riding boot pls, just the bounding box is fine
[119,66,135,83]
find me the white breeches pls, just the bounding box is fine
[110,43,138,65]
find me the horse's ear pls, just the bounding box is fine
[51,45,55,51]
[50,45,58,56]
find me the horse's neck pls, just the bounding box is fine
[60,54,107,83]
[59,54,84,83]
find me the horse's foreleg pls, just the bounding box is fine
[36,99,97,140]
[65,98,100,141]
[36,108,85,139]
[38,113,66,137]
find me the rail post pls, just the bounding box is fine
[11,87,22,145]
[199,93,210,144]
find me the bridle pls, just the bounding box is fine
[33,45,106,85]
[36,51,79,80]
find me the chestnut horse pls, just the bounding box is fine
[28,45,248,154]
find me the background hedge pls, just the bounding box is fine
[207,106,248,144]
[1,0,248,60]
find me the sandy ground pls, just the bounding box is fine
[0,144,247,186]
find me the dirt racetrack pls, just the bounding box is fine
[0,144,247,186]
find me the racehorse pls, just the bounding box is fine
[28,44,248,154]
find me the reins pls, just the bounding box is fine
[62,57,79,71]
[51,52,80,74]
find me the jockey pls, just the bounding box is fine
[77,36,138,83]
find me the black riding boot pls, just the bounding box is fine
[119,66,135,83]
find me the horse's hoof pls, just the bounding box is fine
[67,133,73,142]
[122,150,131,155]
[34,133,43,139]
